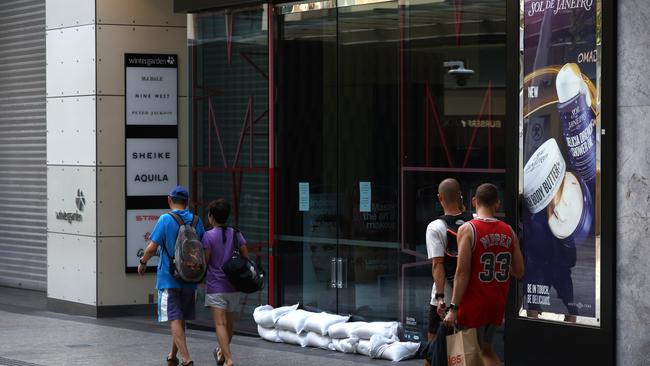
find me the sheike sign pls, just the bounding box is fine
[126,138,177,196]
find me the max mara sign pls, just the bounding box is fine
[124,53,178,272]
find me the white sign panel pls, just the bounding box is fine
[125,54,177,125]
[126,138,177,196]
[126,209,168,268]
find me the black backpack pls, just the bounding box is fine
[221,227,265,294]
[440,212,474,283]
[160,212,207,283]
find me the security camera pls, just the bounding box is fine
[443,61,475,86]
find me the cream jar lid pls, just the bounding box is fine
[523,138,567,214]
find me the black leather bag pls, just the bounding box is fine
[221,227,265,294]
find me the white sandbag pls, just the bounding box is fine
[328,321,366,339]
[253,304,299,328]
[276,309,317,333]
[357,339,372,356]
[369,334,396,359]
[305,332,332,350]
[350,321,400,340]
[303,312,350,336]
[329,337,359,354]
[278,329,309,347]
[257,325,283,343]
[378,341,420,362]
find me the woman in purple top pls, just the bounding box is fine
[203,199,248,366]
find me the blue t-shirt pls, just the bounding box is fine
[150,209,206,289]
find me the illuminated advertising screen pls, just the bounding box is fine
[520,0,601,326]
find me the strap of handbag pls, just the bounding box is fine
[221,226,241,256]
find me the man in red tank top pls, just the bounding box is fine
[444,183,524,366]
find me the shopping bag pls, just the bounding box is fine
[446,328,484,366]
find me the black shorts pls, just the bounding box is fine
[428,304,442,334]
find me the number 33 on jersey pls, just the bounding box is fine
[457,218,517,328]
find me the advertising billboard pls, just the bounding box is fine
[520,0,601,325]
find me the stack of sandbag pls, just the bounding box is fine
[254,305,349,350]
[328,321,401,356]
[253,303,298,343]
[369,334,421,362]
[253,305,418,362]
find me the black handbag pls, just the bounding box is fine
[221,227,265,293]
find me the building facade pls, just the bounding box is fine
[0,0,645,364]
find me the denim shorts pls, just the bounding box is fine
[158,288,196,322]
[205,292,240,312]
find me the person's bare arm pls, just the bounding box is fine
[433,258,445,294]
[510,233,525,279]
[137,241,159,275]
[444,223,472,325]
[240,245,249,259]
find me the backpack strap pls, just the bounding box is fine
[168,212,185,227]
[191,214,199,228]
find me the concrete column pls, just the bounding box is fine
[617,0,650,364]
[46,0,188,316]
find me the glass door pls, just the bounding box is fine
[336,0,400,320]
[275,1,339,313]
[275,0,401,320]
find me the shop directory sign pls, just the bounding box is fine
[125,54,177,125]
[520,1,600,325]
[124,53,178,272]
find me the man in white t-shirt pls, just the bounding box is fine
[424,178,474,366]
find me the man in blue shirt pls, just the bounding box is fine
[138,186,206,366]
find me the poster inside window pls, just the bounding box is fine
[519,0,601,326]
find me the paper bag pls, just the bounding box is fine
[446,328,484,366]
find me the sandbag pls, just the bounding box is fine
[257,325,282,343]
[306,332,332,350]
[329,337,359,354]
[369,334,397,359]
[276,309,317,334]
[357,339,372,356]
[350,321,400,340]
[328,321,366,339]
[253,304,299,328]
[380,341,421,362]
[303,312,350,336]
[278,329,308,347]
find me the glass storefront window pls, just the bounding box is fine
[189,6,270,333]
[189,0,510,341]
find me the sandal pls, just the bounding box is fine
[181,361,194,366]
[213,348,225,366]
[166,356,179,366]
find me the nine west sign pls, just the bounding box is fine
[124,53,178,272]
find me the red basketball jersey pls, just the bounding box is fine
[457,218,515,328]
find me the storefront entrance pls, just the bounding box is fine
[189,0,508,339]
[274,0,507,340]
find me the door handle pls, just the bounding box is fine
[337,258,346,288]
[330,257,337,288]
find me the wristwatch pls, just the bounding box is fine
[448,303,459,311]
[139,257,147,265]
[435,293,445,301]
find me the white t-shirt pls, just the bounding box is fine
[426,219,448,306]
[425,213,476,305]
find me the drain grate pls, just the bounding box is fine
[0,357,43,366]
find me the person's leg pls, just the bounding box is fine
[170,320,191,363]
[226,312,234,342]
[424,304,440,366]
[168,339,179,362]
[212,307,233,366]
[477,325,501,366]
